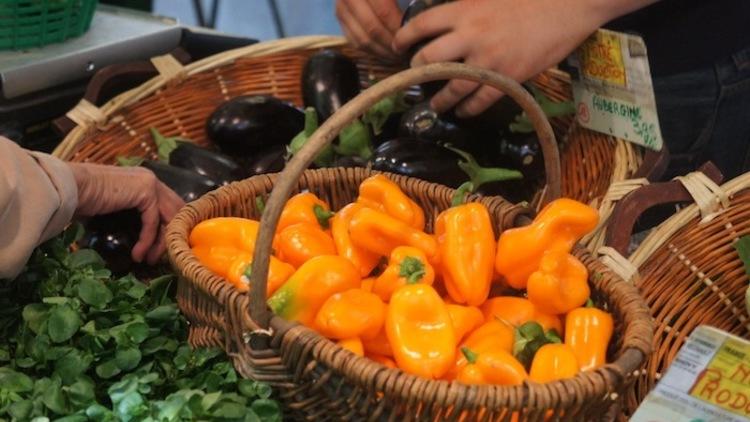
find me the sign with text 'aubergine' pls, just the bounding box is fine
[567,29,664,151]
[630,325,750,422]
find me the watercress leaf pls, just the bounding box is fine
[115,348,141,371]
[42,297,71,306]
[0,367,34,392]
[8,399,33,419]
[42,378,67,414]
[255,383,273,400]
[67,250,104,270]
[95,360,121,379]
[211,401,246,418]
[48,305,81,344]
[0,349,9,361]
[107,376,139,404]
[201,391,222,411]
[78,278,113,308]
[154,392,189,420]
[139,373,159,384]
[30,417,51,422]
[147,275,174,305]
[62,223,85,246]
[125,282,147,300]
[54,350,92,384]
[16,357,36,369]
[141,336,169,355]
[145,304,179,322]
[114,391,146,422]
[65,378,96,409]
[116,156,144,167]
[22,303,50,334]
[250,398,281,421]
[86,404,116,422]
[125,322,149,344]
[238,379,257,398]
[54,415,88,422]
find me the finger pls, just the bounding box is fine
[368,0,402,33]
[146,225,167,265]
[430,79,481,113]
[337,1,395,58]
[411,32,468,67]
[157,182,184,221]
[455,85,505,118]
[132,201,159,263]
[392,2,458,54]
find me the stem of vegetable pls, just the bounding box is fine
[445,146,523,206]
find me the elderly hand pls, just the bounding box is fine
[336,0,403,59]
[69,163,184,265]
[393,0,648,117]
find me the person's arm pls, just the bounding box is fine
[0,137,78,278]
[0,137,184,280]
[393,0,658,117]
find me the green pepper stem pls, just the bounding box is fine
[461,347,479,365]
[399,256,426,284]
[313,204,335,229]
[585,298,595,308]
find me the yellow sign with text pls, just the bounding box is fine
[580,31,627,87]
[689,336,750,418]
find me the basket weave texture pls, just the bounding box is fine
[166,63,654,421]
[52,36,641,210]
[0,0,96,50]
[619,172,750,414]
[168,168,653,421]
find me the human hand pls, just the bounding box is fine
[69,163,184,265]
[336,0,403,59]
[393,0,612,117]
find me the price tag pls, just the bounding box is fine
[631,326,750,422]
[567,29,664,151]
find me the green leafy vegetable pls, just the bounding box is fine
[733,236,750,317]
[0,224,282,421]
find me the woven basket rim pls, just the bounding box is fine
[166,167,654,411]
[629,172,750,267]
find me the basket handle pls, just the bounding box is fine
[248,62,561,329]
[604,161,723,255]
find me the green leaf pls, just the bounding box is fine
[201,391,222,411]
[107,376,139,404]
[0,368,34,392]
[147,274,174,305]
[95,360,121,379]
[150,127,179,163]
[31,418,51,422]
[115,348,142,371]
[250,398,281,420]
[22,303,50,334]
[48,305,81,343]
[114,391,146,422]
[42,378,67,415]
[141,336,170,355]
[77,278,113,308]
[54,415,88,422]
[125,322,149,344]
[67,249,104,270]
[86,404,116,422]
[65,378,96,409]
[54,350,92,384]
[211,401,246,418]
[145,304,179,322]
[362,91,408,135]
[125,282,147,300]
[8,399,33,420]
[62,223,85,246]
[116,156,145,167]
[734,236,750,276]
[0,349,9,361]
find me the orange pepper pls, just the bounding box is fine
[331,203,380,277]
[444,320,515,380]
[565,306,613,371]
[386,283,456,379]
[192,245,293,295]
[362,328,393,357]
[189,217,259,251]
[314,289,386,340]
[372,246,435,302]
[456,346,528,386]
[446,304,484,343]
[529,343,579,383]
[481,297,563,335]
[360,277,376,293]
[338,338,364,356]
[277,192,335,232]
[357,174,425,230]
[495,198,598,289]
[267,255,361,327]
[349,207,438,263]
[367,354,396,369]
[527,250,590,315]
[435,202,495,306]
[274,223,337,268]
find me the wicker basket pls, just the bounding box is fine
[51,35,659,238]
[0,0,97,50]
[166,63,653,421]
[596,165,750,416]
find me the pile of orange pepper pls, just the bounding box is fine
[189,174,614,385]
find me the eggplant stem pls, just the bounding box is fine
[444,145,523,205]
[303,107,319,135]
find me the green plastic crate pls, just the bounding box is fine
[0,0,97,50]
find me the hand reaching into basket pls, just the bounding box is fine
[336,0,403,59]
[69,163,184,265]
[391,0,656,117]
